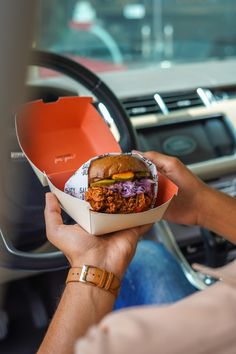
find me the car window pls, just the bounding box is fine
[34,0,236,74]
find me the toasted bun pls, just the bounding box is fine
[89,155,149,183]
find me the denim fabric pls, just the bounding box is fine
[114,240,197,310]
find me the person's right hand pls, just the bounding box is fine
[142,151,209,226]
[44,193,151,279]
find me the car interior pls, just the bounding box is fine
[1,1,236,353]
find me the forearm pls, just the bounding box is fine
[199,186,236,243]
[76,281,236,354]
[41,193,147,354]
[37,283,115,354]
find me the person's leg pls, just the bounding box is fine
[114,240,197,310]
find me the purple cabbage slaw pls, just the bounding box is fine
[107,178,154,198]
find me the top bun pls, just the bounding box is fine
[89,155,149,183]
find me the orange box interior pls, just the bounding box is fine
[17,96,121,185]
[156,173,177,207]
[16,96,177,207]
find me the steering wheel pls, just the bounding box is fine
[0,50,138,271]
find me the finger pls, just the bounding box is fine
[134,150,199,193]
[131,149,143,155]
[143,151,180,172]
[44,193,64,241]
[133,150,178,175]
[144,151,195,185]
[132,149,165,163]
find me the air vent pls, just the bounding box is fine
[211,85,236,101]
[121,95,162,117]
[160,90,204,112]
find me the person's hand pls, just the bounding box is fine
[45,193,151,278]
[142,151,209,226]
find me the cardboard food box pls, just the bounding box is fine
[16,97,178,235]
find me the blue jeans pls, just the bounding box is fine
[114,240,197,310]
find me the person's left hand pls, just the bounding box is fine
[45,193,152,278]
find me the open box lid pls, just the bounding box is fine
[15,97,121,187]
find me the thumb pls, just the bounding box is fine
[133,150,193,188]
[44,192,63,241]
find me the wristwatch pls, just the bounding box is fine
[66,265,121,297]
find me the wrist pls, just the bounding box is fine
[70,253,126,279]
[66,265,121,298]
[67,236,137,279]
[66,280,115,299]
[196,185,215,228]
[71,263,125,279]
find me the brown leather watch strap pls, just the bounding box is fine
[66,265,121,297]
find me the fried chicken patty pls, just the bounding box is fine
[85,187,152,214]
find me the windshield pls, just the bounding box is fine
[34,0,236,73]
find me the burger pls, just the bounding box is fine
[85,155,156,214]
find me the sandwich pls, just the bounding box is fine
[85,154,156,213]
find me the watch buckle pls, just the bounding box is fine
[79,265,90,282]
